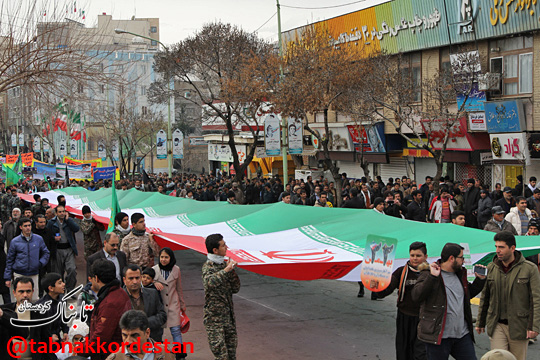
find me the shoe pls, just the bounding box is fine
[371,292,380,301]
[358,283,365,298]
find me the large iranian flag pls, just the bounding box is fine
[20,188,540,281]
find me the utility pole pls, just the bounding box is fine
[277,0,288,190]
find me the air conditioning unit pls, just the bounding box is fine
[478,72,501,91]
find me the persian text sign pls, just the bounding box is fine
[484,100,526,133]
[468,112,486,131]
[490,133,530,164]
[421,117,472,151]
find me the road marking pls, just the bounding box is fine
[235,295,292,317]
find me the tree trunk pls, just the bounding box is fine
[360,157,370,181]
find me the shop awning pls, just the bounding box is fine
[249,155,293,176]
[402,148,433,158]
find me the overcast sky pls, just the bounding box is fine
[81,0,390,45]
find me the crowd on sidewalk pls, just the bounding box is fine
[0,169,539,360]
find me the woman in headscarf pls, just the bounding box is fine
[153,247,187,358]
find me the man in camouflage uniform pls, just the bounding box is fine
[120,212,160,268]
[80,205,105,259]
[202,233,241,360]
[1,189,12,224]
[8,188,20,215]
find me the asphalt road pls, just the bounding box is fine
[6,230,539,359]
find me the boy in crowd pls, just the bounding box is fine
[375,242,429,360]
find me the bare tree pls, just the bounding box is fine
[274,27,366,206]
[344,50,481,191]
[0,0,132,157]
[151,22,279,183]
[93,89,165,178]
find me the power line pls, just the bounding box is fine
[253,11,277,33]
[281,0,370,10]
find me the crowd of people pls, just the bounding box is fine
[0,179,240,360]
[0,170,540,360]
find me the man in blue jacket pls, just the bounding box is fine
[4,217,49,301]
[47,204,80,293]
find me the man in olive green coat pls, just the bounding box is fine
[476,231,540,360]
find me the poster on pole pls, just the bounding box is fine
[11,133,16,147]
[60,139,67,156]
[43,138,50,153]
[264,114,281,156]
[287,118,303,155]
[156,129,167,159]
[111,140,119,161]
[98,140,106,159]
[18,133,24,146]
[173,129,184,159]
[360,234,397,292]
[70,142,77,157]
[33,136,40,152]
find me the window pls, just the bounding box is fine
[141,86,146,96]
[151,40,157,46]
[184,91,191,99]
[77,84,84,94]
[519,53,533,93]
[401,52,422,103]
[489,36,533,95]
[440,48,451,74]
[142,106,148,115]
[100,85,105,94]
[150,26,157,33]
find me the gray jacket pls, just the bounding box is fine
[484,218,518,235]
[477,197,493,224]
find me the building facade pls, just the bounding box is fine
[282,0,540,188]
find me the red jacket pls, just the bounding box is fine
[88,282,132,360]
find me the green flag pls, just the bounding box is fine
[13,154,23,175]
[3,164,22,186]
[107,176,121,234]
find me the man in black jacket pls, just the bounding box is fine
[31,273,69,360]
[406,190,426,222]
[412,243,486,360]
[122,264,167,341]
[33,214,56,296]
[0,277,31,359]
[375,242,428,360]
[495,187,516,214]
[341,188,366,209]
[87,232,127,284]
[463,178,481,228]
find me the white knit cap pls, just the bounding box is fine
[68,319,89,342]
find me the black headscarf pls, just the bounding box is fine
[158,247,176,272]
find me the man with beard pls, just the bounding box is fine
[412,243,486,360]
[476,231,540,360]
[375,242,429,360]
[3,207,21,250]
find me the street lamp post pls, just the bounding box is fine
[114,28,173,178]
